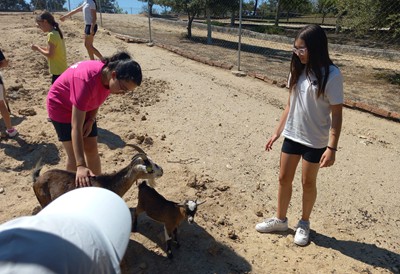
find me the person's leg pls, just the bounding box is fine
[0,100,12,130]
[277,152,301,220]
[84,35,103,60]
[300,159,320,221]
[84,35,95,60]
[83,136,101,175]
[61,141,77,172]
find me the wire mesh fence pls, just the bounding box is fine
[3,0,399,113]
[95,1,400,113]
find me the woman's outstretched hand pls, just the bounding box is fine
[265,134,280,151]
[75,166,95,187]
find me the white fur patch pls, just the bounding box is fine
[187,200,196,211]
[164,225,171,240]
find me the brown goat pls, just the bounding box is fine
[133,181,205,259]
[32,145,163,208]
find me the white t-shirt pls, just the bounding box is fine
[283,65,343,148]
[83,0,97,25]
[0,187,132,274]
[0,215,119,274]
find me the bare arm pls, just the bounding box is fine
[71,106,95,187]
[319,104,343,168]
[265,96,290,151]
[31,41,55,58]
[82,108,98,137]
[60,5,83,21]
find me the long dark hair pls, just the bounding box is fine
[36,11,64,39]
[92,0,98,9]
[102,51,142,86]
[289,24,333,97]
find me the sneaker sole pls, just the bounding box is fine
[255,225,289,233]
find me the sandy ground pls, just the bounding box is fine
[0,12,399,274]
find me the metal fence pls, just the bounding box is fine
[94,0,400,114]
[19,0,400,113]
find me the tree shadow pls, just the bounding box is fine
[97,128,126,150]
[313,232,400,272]
[188,36,292,63]
[0,135,60,172]
[125,208,252,274]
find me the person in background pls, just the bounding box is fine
[0,49,18,138]
[31,11,67,84]
[255,24,344,246]
[0,187,131,274]
[47,51,142,187]
[60,0,103,60]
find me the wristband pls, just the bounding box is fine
[76,163,86,168]
[327,146,337,151]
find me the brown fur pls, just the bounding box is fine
[32,152,163,208]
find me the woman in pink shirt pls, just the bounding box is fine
[47,51,142,187]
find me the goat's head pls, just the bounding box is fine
[180,199,205,224]
[126,144,163,181]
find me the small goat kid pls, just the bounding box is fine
[32,145,163,208]
[133,181,205,259]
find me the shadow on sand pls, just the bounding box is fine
[0,135,60,172]
[122,209,252,274]
[97,128,126,150]
[313,232,400,272]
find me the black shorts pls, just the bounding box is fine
[84,24,98,35]
[51,120,98,142]
[281,138,325,163]
[51,74,60,84]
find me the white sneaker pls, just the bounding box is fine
[255,217,288,233]
[6,128,18,137]
[294,220,310,246]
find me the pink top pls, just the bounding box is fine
[47,60,110,123]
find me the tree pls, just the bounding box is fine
[316,0,337,24]
[157,0,205,38]
[137,0,157,16]
[32,0,66,11]
[98,0,124,14]
[0,0,30,11]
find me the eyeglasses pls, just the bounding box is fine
[117,79,131,94]
[292,47,307,56]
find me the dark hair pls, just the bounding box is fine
[36,11,64,39]
[102,51,142,86]
[92,0,98,9]
[289,24,333,97]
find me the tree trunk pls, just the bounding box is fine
[253,0,258,16]
[274,0,280,26]
[187,13,194,38]
[230,11,235,27]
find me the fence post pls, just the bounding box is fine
[232,0,246,75]
[97,0,103,27]
[237,0,243,71]
[147,0,153,46]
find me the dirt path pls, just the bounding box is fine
[0,13,399,274]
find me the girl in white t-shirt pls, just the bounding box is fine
[60,0,103,60]
[255,24,344,246]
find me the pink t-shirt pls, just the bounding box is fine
[47,61,110,123]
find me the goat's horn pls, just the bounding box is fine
[126,144,147,155]
[196,200,206,205]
